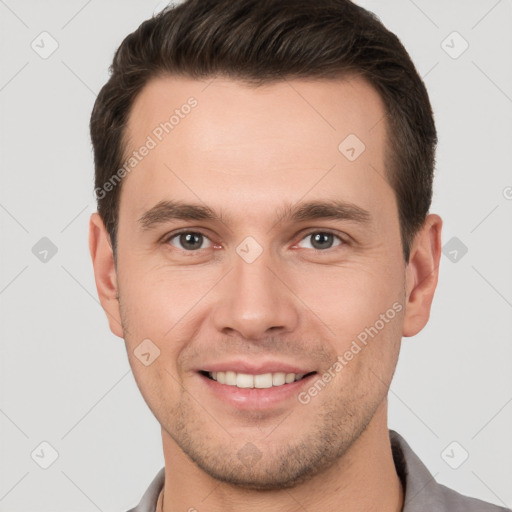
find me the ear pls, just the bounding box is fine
[88,212,124,338]
[402,213,443,337]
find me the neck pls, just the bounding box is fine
[160,403,403,512]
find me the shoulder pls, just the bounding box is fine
[125,467,165,512]
[430,480,510,512]
[389,430,510,512]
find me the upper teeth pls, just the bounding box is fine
[208,371,306,388]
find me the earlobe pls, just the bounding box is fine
[88,212,124,338]
[402,214,443,338]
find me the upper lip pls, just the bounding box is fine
[197,360,316,375]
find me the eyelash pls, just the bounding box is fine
[162,229,348,253]
[298,230,348,251]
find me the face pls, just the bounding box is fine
[90,75,439,490]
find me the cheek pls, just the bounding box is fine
[126,357,183,424]
[290,259,404,376]
[117,259,208,336]
[291,259,401,324]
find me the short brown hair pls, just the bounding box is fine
[90,0,437,263]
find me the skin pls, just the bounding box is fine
[89,75,442,512]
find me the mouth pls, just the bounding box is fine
[196,361,320,410]
[199,370,317,389]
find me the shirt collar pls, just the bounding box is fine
[389,429,441,511]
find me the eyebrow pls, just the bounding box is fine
[138,200,224,230]
[275,200,371,225]
[137,199,372,231]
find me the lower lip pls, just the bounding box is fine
[198,373,317,410]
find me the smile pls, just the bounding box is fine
[203,370,316,389]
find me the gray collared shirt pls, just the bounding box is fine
[127,429,510,511]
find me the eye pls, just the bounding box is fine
[297,231,344,250]
[166,231,213,251]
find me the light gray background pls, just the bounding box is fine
[1,0,511,510]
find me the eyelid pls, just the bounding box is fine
[295,229,349,246]
[160,228,349,251]
[161,228,216,249]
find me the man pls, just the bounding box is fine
[88,1,509,511]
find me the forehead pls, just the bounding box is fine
[121,75,393,228]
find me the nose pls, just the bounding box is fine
[211,247,300,341]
